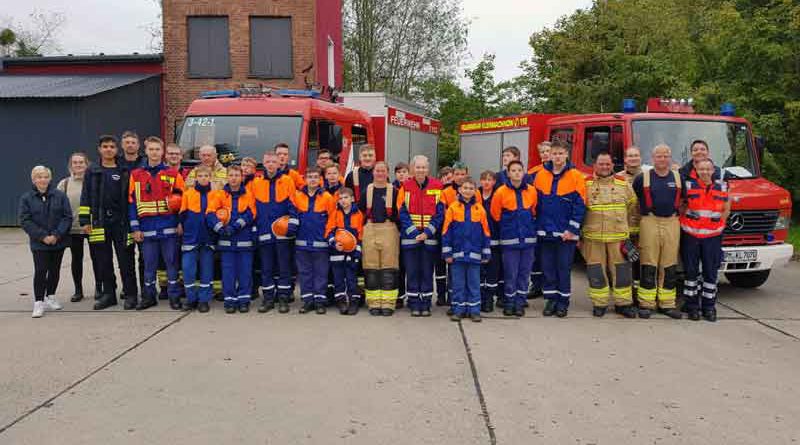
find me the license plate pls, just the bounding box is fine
[724,250,757,263]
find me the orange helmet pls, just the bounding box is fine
[167,194,183,213]
[271,216,290,237]
[215,208,230,225]
[334,229,357,252]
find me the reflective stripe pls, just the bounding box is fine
[523,237,537,244]
[684,280,698,287]
[142,230,157,237]
[237,241,253,247]
[261,285,275,290]
[489,240,500,246]
[296,240,307,246]
[78,206,91,215]
[702,292,716,299]
[258,233,272,241]
[587,204,626,211]
[213,222,223,232]
[442,246,452,253]
[536,230,546,236]
[288,218,299,225]
[185,283,197,288]
[482,248,491,255]
[583,232,628,242]
[687,209,722,219]
[425,224,437,235]
[469,252,482,260]
[330,255,346,262]
[401,239,418,246]
[424,239,438,246]
[453,252,465,258]
[218,240,231,246]
[405,226,417,235]
[681,225,724,236]
[500,239,519,246]
[703,282,717,290]
[569,220,581,229]
[162,227,178,235]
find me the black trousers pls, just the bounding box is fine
[32,249,65,301]
[90,222,138,298]
[69,234,101,294]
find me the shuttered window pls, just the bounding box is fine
[250,17,293,79]
[187,16,231,78]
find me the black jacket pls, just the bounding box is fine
[79,163,131,229]
[19,184,73,250]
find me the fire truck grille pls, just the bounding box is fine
[723,210,779,235]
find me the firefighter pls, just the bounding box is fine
[393,162,410,309]
[581,151,638,318]
[179,165,215,313]
[632,144,683,319]
[398,155,444,317]
[129,136,185,310]
[533,140,587,318]
[679,139,721,182]
[526,141,551,300]
[119,130,145,297]
[79,135,138,310]
[251,151,297,314]
[621,146,643,301]
[490,161,538,317]
[345,144,376,204]
[437,162,469,309]
[290,167,336,314]
[326,187,364,315]
[442,177,491,322]
[479,170,502,312]
[324,163,344,200]
[680,158,730,322]
[206,165,256,314]
[275,142,305,189]
[496,146,522,188]
[360,162,401,316]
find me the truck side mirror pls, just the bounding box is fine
[755,135,766,160]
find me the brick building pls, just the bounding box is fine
[162,0,343,133]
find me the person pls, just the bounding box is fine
[393,163,409,188]
[533,140,586,318]
[526,141,551,299]
[275,142,305,189]
[129,136,185,310]
[680,158,730,322]
[393,162,410,308]
[165,143,184,170]
[185,145,228,191]
[20,166,72,318]
[251,151,297,314]
[398,155,444,317]
[479,170,501,312]
[326,187,364,315]
[442,177,491,322]
[316,149,333,170]
[527,141,551,177]
[57,152,100,302]
[581,152,638,318]
[438,167,453,188]
[345,144,376,203]
[119,130,144,170]
[324,163,344,201]
[179,165,215,313]
[290,166,336,314]
[496,146,521,187]
[360,162,401,316]
[679,139,721,182]
[80,135,138,310]
[437,162,469,309]
[241,157,259,185]
[490,161,538,317]
[621,146,643,301]
[632,144,683,319]
[206,165,256,314]
[159,142,188,300]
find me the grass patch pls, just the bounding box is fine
[789,223,800,260]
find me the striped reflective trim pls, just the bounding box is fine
[583,232,628,242]
[236,218,246,228]
[330,255,346,262]
[198,284,211,288]
[452,252,465,258]
[485,283,498,288]
[426,224,437,235]
[142,231,157,237]
[702,292,716,299]
[405,226,417,235]
[261,285,275,290]
[703,282,717,290]
[258,233,272,241]
[684,289,697,296]
[442,246,453,253]
[524,237,537,244]
[237,294,252,299]
[213,222,223,232]
[184,283,197,288]
[401,239,418,246]
[500,239,519,246]
[681,225,724,236]
[78,206,91,215]
[163,227,178,235]
[536,230,546,236]
[314,294,327,301]
[489,240,500,246]
[130,220,140,228]
[569,220,581,229]
[424,239,438,246]
[252,226,258,233]
[482,248,491,255]
[296,240,328,248]
[287,218,299,225]
[687,209,723,219]
[465,301,481,307]
[469,252,482,260]
[684,280,698,287]
[587,203,626,211]
[218,240,231,246]
[531,271,543,276]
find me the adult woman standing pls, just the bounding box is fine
[57,153,99,302]
[19,166,73,318]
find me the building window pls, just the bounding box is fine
[250,17,293,79]
[187,16,231,78]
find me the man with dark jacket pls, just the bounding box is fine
[79,135,138,310]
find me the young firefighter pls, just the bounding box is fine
[129,136,185,310]
[206,166,256,314]
[438,167,454,188]
[526,141,551,299]
[345,144,376,204]
[479,170,501,312]
[393,162,410,308]
[179,165,215,313]
[324,163,344,200]
[275,142,305,189]
[437,162,470,309]
[490,161,538,317]
[290,167,336,314]
[496,146,522,188]
[251,151,297,314]
[533,140,587,318]
[360,162,402,316]
[442,177,491,322]
[325,187,364,315]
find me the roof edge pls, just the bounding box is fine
[0,54,164,67]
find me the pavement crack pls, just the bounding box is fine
[457,320,497,445]
[718,301,800,341]
[0,311,191,435]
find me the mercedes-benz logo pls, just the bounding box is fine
[727,213,745,231]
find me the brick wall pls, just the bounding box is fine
[162,0,319,134]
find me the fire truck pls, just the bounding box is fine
[459,98,794,288]
[174,87,440,175]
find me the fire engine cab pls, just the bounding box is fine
[459,98,793,289]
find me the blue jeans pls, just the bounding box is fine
[451,262,481,316]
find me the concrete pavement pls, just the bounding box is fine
[0,228,798,444]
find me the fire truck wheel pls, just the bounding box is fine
[725,270,770,289]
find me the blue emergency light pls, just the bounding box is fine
[201,90,240,99]
[622,98,637,113]
[720,103,736,116]
[276,89,321,98]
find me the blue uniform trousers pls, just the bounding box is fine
[680,234,722,312]
[296,250,329,306]
[182,245,214,304]
[221,250,253,308]
[480,246,502,306]
[403,245,436,311]
[502,247,535,311]
[451,262,481,316]
[541,240,577,311]
[331,258,359,303]
[142,236,180,300]
[259,241,293,303]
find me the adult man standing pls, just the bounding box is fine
[679,139,721,182]
[185,145,228,190]
[165,143,184,172]
[79,135,138,310]
[621,146,643,297]
[346,144,377,204]
[581,152,638,318]
[119,131,144,170]
[398,155,444,317]
[632,144,683,319]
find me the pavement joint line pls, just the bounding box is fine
[717,301,800,341]
[457,320,497,445]
[0,311,191,435]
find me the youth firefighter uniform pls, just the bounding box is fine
[398,176,444,315]
[128,163,185,310]
[360,183,401,315]
[206,184,256,311]
[186,162,227,296]
[250,170,297,311]
[326,202,364,315]
[526,164,545,298]
[632,169,683,318]
[290,186,336,312]
[490,181,538,315]
[480,188,502,312]
[393,178,407,306]
[180,182,215,309]
[534,162,587,316]
[436,183,462,307]
[680,176,728,321]
[581,173,638,317]
[442,195,491,318]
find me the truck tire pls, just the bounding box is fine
[725,270,771,288]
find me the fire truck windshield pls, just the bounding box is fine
[632,120,756,178]
[177,115,303,166]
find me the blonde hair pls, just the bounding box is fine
[31,165,52,180]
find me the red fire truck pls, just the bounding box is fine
[175,88,440,175]
[459,98,793,288]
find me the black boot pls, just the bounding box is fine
[93,284,103,301]
[299,301,315,314]
[513,306,526,317]
[542,300,556,317]
[258,299,275,313]
[316,304,327,315]
[337,300,349,315]
[136,296,157,311]
[70,290,84,303]
[158,286,169,300]
[702,308,717,322]
[555,308,568,318]
[169,298,182,311]
[395,298,404,310]
[278,296,290,314]
[688,309,701,321]
[183,301,198,312]
[197,302,210,313]
[239,303,250,313]
[614,305,637,319]
[658,307,683,319]
[123,295,138,310]
[225,306,236,314]
[503,307,514,317]
[369,308,382,316]
[93,294,117,310]
[435,294,448,307]
[347,299,360,315]
[593,306,607,317]
[382,308,394,316]
[638,308,652,319]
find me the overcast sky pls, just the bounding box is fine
[2,0,592,82]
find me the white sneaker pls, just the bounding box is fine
[44,295,63,310]
[32,301,45,318]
